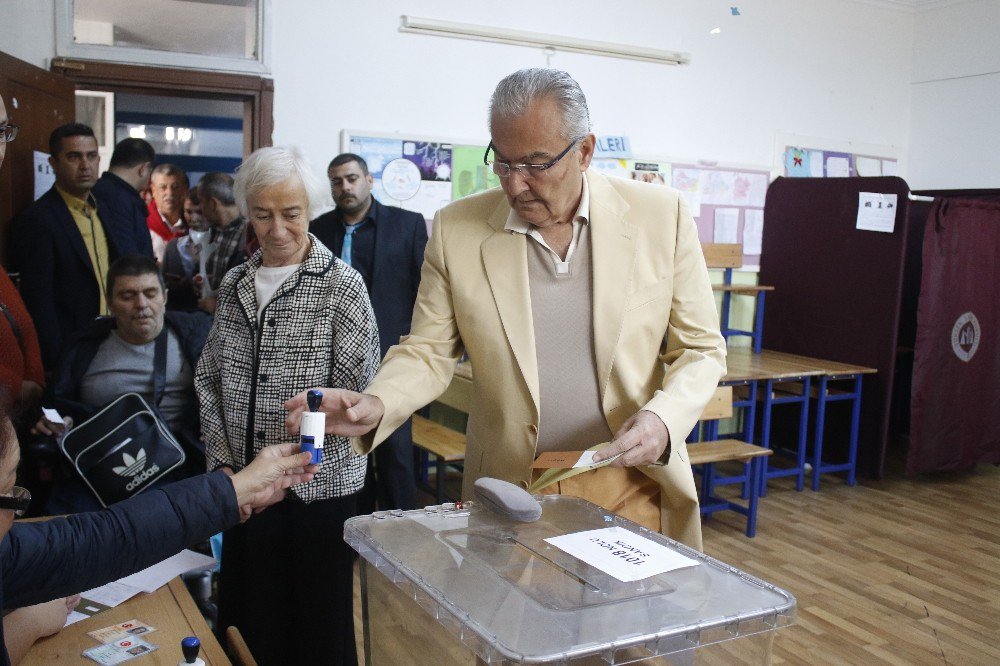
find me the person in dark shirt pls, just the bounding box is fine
[91,138,157,258]
[8,123,117,372]
[310,153,427,512]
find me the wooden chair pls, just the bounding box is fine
[689,386,773,537]
[225,626,258,666]
[702,243,774,353]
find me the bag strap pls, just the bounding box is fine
[152,328,168,406]
[0,303,24,353]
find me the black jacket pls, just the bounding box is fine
[7,186,122,372]
[1,473,239,665]
[311,198,427,357]
[91,172,156,258]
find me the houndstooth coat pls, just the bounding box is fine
[195,235,380,501]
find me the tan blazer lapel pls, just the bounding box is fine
[588,171,635,408]
[480,200,541,412]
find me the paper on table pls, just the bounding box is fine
[65,581,144,626]
[713,208,740,244]
[117,549,217,593]
[856,192,898,233]
[882,160,898,176]
[743,209,764,255]
[545,526,699,582]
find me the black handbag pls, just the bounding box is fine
[59,330,186,507]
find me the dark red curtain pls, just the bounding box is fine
[908,198,1000,474]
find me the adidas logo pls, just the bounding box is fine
[113,447,147,477]
[112,449,160,491]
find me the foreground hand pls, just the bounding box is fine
[228,443,320,521]
[592,410,670,467]
[2,595,79,662]
[31,415,73,438]
[284,388,384,437]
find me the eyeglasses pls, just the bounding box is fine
[0,486,31,516]
[484,138,581,179]
[0,124,19,144]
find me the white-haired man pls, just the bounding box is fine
[288,69,726,550]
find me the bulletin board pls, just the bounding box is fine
[783,145,898,179]
[593,157,771,271]
[774,132,902,181]
[344,130,771,270]
[341,130,498,222]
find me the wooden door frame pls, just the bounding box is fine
[0,51,76,259]
[50,58,273,155]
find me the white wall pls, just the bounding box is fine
[907,0,1000,189]
[271,0,914,178]
[0,0,56,70]
[11,1,993,190]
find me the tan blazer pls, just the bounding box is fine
[355,170,726,549]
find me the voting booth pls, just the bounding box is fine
[345,496,795,665]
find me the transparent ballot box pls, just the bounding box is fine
[345,496,795,665]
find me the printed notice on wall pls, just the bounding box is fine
[34,151,55,201]
[856,192,898,233]
[545,526,698,582]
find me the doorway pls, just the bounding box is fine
[50,58,273,159]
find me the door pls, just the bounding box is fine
[0,51,77,261]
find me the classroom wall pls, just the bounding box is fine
[907,0,1000,189]
[5,1,992,190]
[0,1,56,71]
[270,0,914,178]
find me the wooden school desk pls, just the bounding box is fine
[23,577,230,665]
[720,349,875,493]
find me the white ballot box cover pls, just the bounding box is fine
[345,496,795,665]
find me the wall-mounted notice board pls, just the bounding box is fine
[783,145,898,179]
[342,130,498,222]
[345,130,772,270]
[593,157,771,271]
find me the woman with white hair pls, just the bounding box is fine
[195,146,379,665]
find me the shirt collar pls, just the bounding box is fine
[55,184,98,212]
[336,195,378,228]
[503,174,590,235]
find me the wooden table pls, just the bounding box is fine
[719,349,876,492]
[23,577,230,665]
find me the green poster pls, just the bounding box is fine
[451,144,500,200]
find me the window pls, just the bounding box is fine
[56,0,270,74]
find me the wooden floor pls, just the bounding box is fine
[353,460,1000,665]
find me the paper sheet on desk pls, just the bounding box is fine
[118,549,216,593]
[64,549,217,626]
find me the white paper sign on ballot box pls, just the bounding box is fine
[545,526,698,582]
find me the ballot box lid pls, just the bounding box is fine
[345,496,795,664]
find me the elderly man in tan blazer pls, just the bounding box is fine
[286,68,725,550]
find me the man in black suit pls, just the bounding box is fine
[311,153,428,511]
[91,138,156,258]
[7,124,121,373]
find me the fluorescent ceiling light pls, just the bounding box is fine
[399,15,691,66]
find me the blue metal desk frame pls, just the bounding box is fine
[810,373,864,490]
